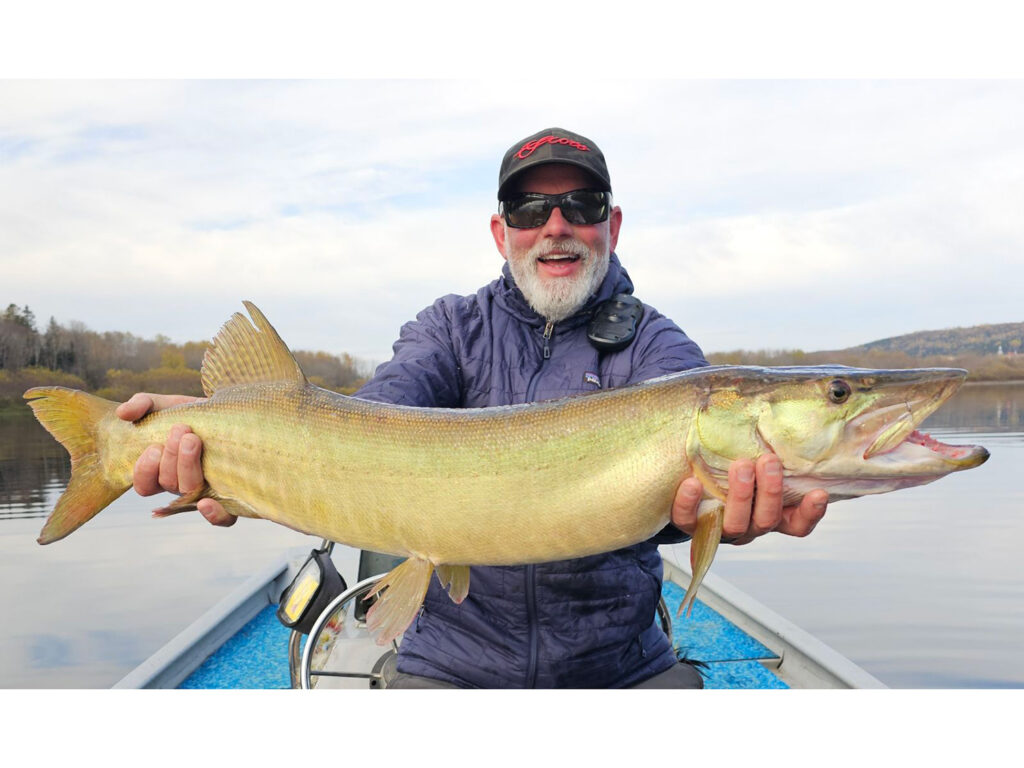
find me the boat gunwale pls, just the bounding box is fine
[659,545,887,689]
[112,551,301,689]
[113,545,885,690]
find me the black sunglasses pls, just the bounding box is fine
[499,189,611,229]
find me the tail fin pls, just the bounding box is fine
[24,387,130,544]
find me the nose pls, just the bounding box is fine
[539,204,574,237]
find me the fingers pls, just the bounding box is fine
[136,424,207,497]
[722,455,807,546]
[177,432,205,494]
[133,444,165,497]
[198,498,236,527]
[137,430,232,527]
[118,392,228,528]
[779,489,828,538]
[120,389,210,500]
[116,392,204,422]
[158,424,191,492]
[670,477,704,535]
[116,393,157,422]
[748,455,784,537]
[671,457,829,545]
[673,456,784,542]
[721,459,756,542]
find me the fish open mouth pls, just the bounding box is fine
[869,427,989,468]
[847,370,989,470]
[905,430,973,460]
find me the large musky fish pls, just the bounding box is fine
[25,303,989,642]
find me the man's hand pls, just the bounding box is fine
[670,453,828,545]
[116,393,235,527]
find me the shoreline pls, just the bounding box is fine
[4,377,1023,412]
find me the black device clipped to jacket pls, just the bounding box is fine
[587,293,644,354]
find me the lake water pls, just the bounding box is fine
[1,382,1021,688]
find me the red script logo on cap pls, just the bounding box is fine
[515,135,590,160]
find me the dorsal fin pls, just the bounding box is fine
[201,301,307,396]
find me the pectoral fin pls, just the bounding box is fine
[435,565,470,604]
[364,557,434,645]
[152,486,260,520]
[678,500,724,618]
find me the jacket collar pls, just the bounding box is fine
[496,252,635,329]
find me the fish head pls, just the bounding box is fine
[691,366,990,501]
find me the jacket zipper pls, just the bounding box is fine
[525,321,555,400]
[525,564,539,687]
[524,320,554,687]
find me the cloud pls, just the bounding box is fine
[2,80,1022,362]
[629,175,1024,353]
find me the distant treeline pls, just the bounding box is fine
[3,302,1022,408]
[0,303,371,405]
[707,347,1024,381]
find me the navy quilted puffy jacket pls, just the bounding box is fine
[354,253,708,687]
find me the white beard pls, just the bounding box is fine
[505,235,610,323]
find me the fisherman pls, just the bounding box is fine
[118,128,830,688]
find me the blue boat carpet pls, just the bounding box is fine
[180,582,788,689]
[179,605,292,689]
[661,580,787,690]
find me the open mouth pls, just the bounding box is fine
[868,427,989,468]
[854,374,987,470]
[905,430,969,459]
[901,429,987,465]
[536,253,583,278]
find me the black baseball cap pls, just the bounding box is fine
[497,127,611,200]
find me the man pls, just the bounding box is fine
[118,128,829,688]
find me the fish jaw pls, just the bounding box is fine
[860,371,964,459]
[827,369,987,480]
[807,429,990,500]
[691,366,990,503]
[776,368,989,499]
[865,428,989,471]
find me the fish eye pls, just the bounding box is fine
[828,379,852,404]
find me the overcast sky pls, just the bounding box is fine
[2,78,1022,366]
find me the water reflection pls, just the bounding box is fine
[0,381,1021,688]
[0,406,321,688]
[922,382,1023,432]
[0,412,70,520]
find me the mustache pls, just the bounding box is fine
[527,238,592,260]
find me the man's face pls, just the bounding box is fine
[490,164,622,322]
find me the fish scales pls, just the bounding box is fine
[24,302,989,643]
[127,380,694,564]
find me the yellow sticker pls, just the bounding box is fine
[283,577,319,622]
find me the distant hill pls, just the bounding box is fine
[707,321,1024,380]
[845,322,1024,357]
